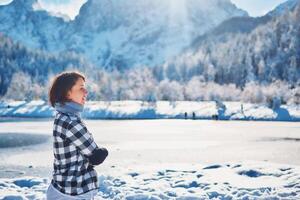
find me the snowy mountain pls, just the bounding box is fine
[0,0,247,69]
[191,0,300,47]
[163,1,300,86]
[68,0,247,69]
[0,0,68,51]
[1,0,299,103]
[191,15,272,48]
[268,0,299,16]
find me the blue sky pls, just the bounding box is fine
[230,0,288,16]
[0,0,289,18]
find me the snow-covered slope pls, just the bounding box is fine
[268,0,299,16]
[0,0,68,51]
[164,1,300,87]
[1,162,300,199]
[69,0,248,68]
[0,0,247,69]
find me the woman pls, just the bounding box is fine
[47,71,108,200]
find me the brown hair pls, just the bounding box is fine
[49,71,85,107]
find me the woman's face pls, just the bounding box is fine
[67,78,88,105]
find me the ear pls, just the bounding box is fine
[66,90,71,98]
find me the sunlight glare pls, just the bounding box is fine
[168,0,187,18]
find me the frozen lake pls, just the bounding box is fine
[0,119,299,175]
[0,119,300,199]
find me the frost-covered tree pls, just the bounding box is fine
[163,3,300,88]
[122,67,157,101]
[157,80,184,101]
[0,34,93,97]
[4,72,44,101]
[241,82,265,104]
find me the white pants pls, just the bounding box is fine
[46,184,98,200]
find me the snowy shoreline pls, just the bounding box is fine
[0,100,299,121]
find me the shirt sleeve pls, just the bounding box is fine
[65,119,98,157]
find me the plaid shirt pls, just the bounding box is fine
[51,111,99,195]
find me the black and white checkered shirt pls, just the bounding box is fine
[51,111,99,195]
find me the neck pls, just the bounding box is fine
[55,101,83,116]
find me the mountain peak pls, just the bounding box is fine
[268,0,299,16]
